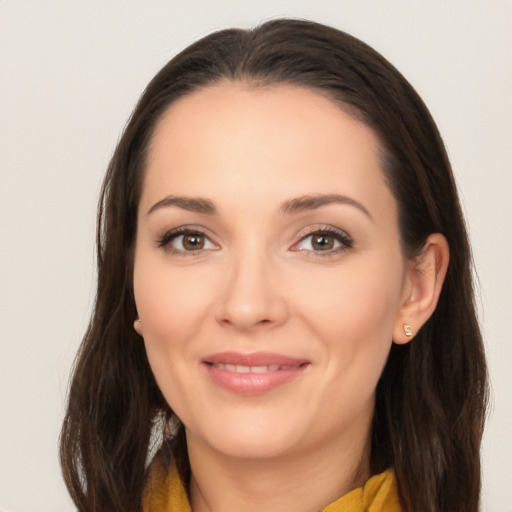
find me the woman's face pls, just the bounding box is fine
[134,83,411,461]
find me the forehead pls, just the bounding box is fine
[151,81,376,154]
[142,81,395,222]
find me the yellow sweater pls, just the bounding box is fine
[143,459,402,512]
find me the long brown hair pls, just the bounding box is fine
[60,19,488,512]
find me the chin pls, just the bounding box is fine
[204,430,302,460]
[185,408,310,461]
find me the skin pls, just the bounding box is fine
[133,82,448,512]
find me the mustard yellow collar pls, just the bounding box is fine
[144,458,401,512]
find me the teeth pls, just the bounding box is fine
[209,363,296,373]
[251,365,268,373]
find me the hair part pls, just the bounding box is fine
[60,18,487,512]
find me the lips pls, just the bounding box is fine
[209,363,297,373]
[202,352,309,395]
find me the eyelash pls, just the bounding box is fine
[156,225,353,257]
[292,226,353,256]
[156,226,218,256]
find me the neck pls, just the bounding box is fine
[187,428,371,512]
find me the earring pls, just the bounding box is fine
[403,324,413,337]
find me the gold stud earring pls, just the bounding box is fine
[403,324,413,337]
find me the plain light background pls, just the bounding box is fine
[0,1,511,511]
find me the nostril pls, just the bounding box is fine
[215,282,289,330]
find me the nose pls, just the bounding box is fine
[215,249,289,332]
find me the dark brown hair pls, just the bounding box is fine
[60,18,488,512]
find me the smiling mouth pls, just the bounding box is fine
[202,352,310,395]
[207,363,302,373]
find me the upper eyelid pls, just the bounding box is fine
[290,225,353,252]
[292,225,352,242]
[158,224,214,238]
[156,225,218,247]
[155,224,352,249]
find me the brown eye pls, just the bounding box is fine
[311,234,335,251]
[182,233,205,250]
[292,228,353,255]
[159,229,219,254]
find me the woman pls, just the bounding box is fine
[60,19,488,512]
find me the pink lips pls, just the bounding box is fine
[202,352,309,395]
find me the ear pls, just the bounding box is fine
[134,318,143,336]
[393,233,449,344]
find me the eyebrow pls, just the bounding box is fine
[147,195,217,216]
[146,193,372,220]
[279,194,373,220]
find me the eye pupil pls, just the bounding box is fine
[183,233,204,250]
[312,234,334,250]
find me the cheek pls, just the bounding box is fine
[304,266,403,425]
[134,261,202,406]
[300,259,400,316]
[290,257,404,366]
[133,255,215,363]
[133,257,215,414]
